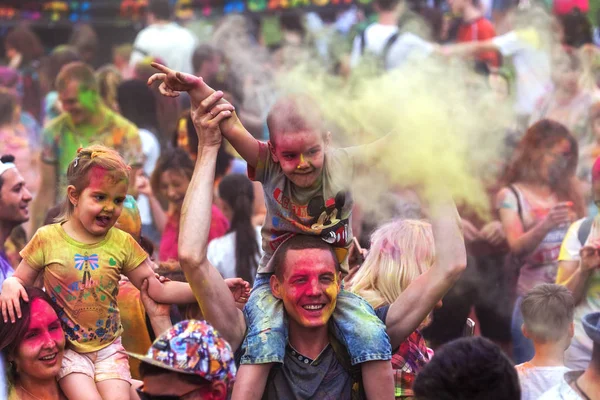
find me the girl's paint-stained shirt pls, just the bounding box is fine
[20,224,148,353]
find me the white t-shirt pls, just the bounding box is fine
[136,128,161,225]
[516,362,571,400]
[538,371,585,400]
[350,23,399,68]
[207,226,263,279]
[557,217,600,370]
[385,32,435,70]
[130,22,197,74]
[492,29,551,117]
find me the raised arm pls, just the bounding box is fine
[384,199,467,349]
[178,95,247,351]
[440,40,498,58]
[148,62,260,168]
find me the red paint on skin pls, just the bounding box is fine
[271,130,326,189]
[73,166,129,238]
[15,299,65,381]
[276,248,340,328]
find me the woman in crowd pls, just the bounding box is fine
[497,118,584,363]
[208,174,262,285]
[4,26,44,122]
[350,219,435,399]
[0,287,66,400]
[529,50,598,146]
[146,148,229,262]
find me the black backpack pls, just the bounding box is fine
[359,28,400,71]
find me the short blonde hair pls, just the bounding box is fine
[520,283,574,343]
[350,219,435,310]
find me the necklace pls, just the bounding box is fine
[19,385,43,400]
[573,378,592,400]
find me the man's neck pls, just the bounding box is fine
[378,8,401,26]
[462,4,481,22]
[75,106,106,130]
[528,342,566,367]
[577,347,600,399]
[288,321,330,360]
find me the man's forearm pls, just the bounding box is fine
[179,145,220,263]
[178,142,246,349]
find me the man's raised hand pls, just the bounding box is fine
[193,90,234,147]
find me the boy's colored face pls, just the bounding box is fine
[271,130,327,189]
[73,167,128,237]
[272,248,340,329]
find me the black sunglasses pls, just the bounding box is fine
[136,386,198,400]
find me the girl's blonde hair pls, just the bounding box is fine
[350,219,435,310]
[57,145,130,223]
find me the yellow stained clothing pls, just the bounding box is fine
[20,224,148,353]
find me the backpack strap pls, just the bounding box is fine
[508,185,524,224]
[381,32,400,70]
[360,29,367,55]
[328,328,365,400]
[578,216,594,246]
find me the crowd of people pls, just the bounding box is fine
[0,0,600,398]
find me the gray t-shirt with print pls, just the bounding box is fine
[263,343,352,400]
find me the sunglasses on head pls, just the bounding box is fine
[136,387,198,400]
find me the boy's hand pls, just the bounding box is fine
[193,90,234,148]
[148,62,204,98]
[1,277,28,323]
[224,278,251,309]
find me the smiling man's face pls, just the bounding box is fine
[0,168,32,225]
[271,248,341,329]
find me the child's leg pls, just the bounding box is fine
[94,337,132,400]
[362,360,395,400]
[97,379,131,400]
[58,349,103,400]
[231,364,272,400]
[333,290,394,399]
[235,274,286,400]
[60,373,103,400]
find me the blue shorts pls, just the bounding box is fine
[241,273,392,365]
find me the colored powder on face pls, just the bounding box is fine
[78,85,98,113]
